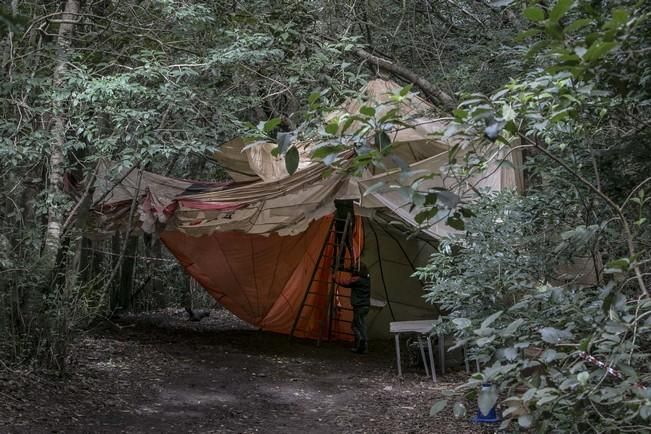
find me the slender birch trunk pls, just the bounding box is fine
[25,0,81,344]
[41,0,80,273]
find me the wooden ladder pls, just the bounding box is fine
[290,213,355,343]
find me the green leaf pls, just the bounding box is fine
[307,91,320,105]
[577,371,589,385]
[516,28,543,41]
[583,41,617,61]
[481,310,503,329]
[325,121,339,136]
[452,109,468,120]
[544,22,564,39]
[379,108,400,123]
[452,402,467,418]
[501,104,516,121]
[550,108,572,122]
[565,18,592,33]
[604,8,629,30]
[399,83,413,96]
[312,145,343,160]
[375,130,391,150]
[502,318,524,337]
[285,146,299,175]
[446,214,465,231]
[549,0,574,23]
[263,117,281,133]
[524,6,546,22]
[536,394,558,406]
[429,400,448,416]
[503,347,518,361]
[415,208,438,224]
[452,318,472,329]
[340,117,355,134]
[604,258,630,273]
[527,40,551,58]
[359,106,376,117]
[477,335,496,347]
[459,207,474,218]
[541,349,558,363]
[540,327,573,344]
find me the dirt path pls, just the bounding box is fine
[1,310,484,433]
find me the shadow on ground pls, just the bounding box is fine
[0,309,483,434]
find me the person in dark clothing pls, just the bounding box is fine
[336,262,371,354]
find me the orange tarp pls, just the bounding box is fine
[161,216,362,341]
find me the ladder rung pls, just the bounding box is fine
[291,212,356,342]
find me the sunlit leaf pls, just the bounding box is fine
[549,0,574,23]
[263,117,281,133]
[429,400,448,416]
[359,106,375,117]
[524,6,546,22]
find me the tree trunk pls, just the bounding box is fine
[117,236,138,311]
[25,0,80,328]
[41,0,81,278]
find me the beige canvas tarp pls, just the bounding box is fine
[89,79,526,341]
[358,149,524,238]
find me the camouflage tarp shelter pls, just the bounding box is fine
[90,80,523,340]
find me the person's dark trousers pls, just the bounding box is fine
[352,306,370,353]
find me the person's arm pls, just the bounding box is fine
[334,275,360,288]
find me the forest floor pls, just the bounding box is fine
[1,309,488,434]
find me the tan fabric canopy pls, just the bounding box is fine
[89,79,525,341]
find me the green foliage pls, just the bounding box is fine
[413,0,651,431]
[0,0,367,365]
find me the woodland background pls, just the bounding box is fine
[0,0,649,432]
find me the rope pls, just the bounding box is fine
[82,248,178,263]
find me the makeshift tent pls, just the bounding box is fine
[89,79,523,341]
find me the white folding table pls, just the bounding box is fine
[389,320,446,383]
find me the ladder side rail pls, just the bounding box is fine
[325,213,352,341]
[289,217,337,339]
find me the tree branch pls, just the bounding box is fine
[523,135,649,297]
[353,48,456,110]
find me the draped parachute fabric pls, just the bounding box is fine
[161,216,364,340]
[86,79,529,341]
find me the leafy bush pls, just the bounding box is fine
[417,190,651,431]
[418,0,651,431]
